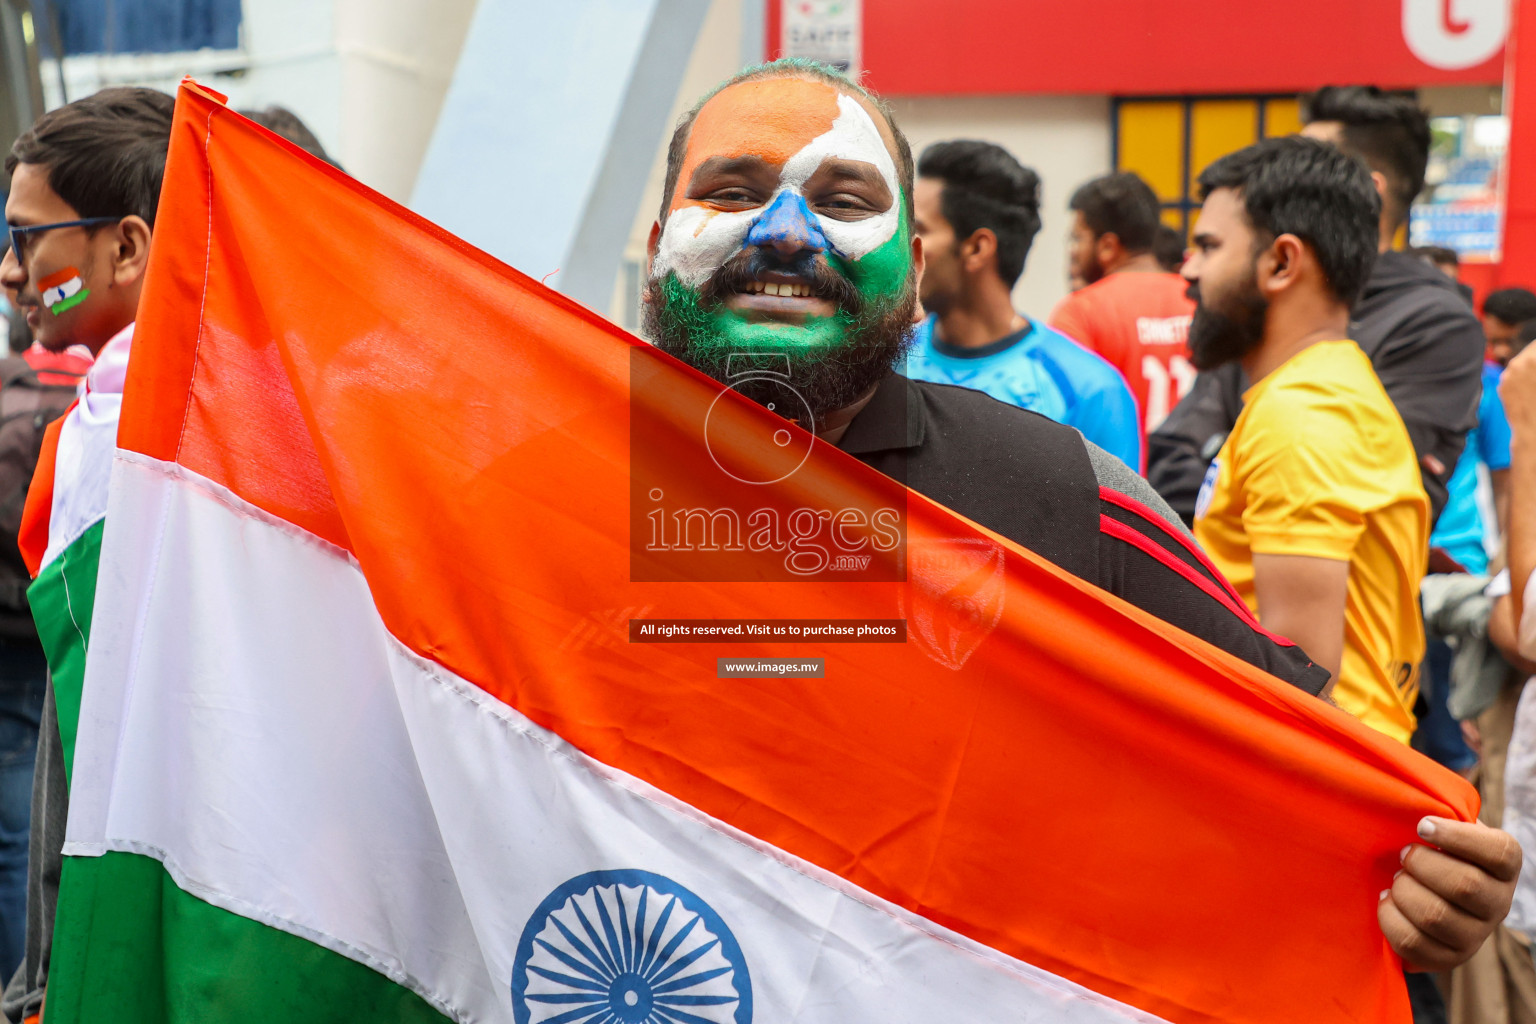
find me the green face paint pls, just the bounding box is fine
[653,200,912,360]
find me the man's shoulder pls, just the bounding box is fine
[906,376,1085,439]
[1028,322,1134,400]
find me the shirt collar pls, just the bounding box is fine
[835,373,925,455]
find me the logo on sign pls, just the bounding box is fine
[512,869,753,1024]
[1403,0,1506,70]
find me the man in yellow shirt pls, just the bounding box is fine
[1185,137,1427,743]
[1182,135,1513,967]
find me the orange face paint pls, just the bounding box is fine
[669,78,843,215]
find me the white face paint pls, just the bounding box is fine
[653,93,902,289]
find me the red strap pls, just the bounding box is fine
[19,408,70,578]
[1098,485,1253,612]
[1098,513,1297,647]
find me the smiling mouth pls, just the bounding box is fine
[722,273,838,320]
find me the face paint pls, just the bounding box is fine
[653,88,902,289]
[38,266,89,315]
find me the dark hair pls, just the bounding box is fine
[659,58,914,225]
[1300,85,1429,230]
[1153,223,1186,273]
[6,87,174,227]
[1197,136,1381,307]
[237,105,341,169]
[1069,172,1161,253]
[1484,287,1536,325]
[916,140,1041,287]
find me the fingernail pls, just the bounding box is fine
[1418,818,1438,840]
[1393,869,1403,881]
[1401,845,1412,863]
[1380,889,1391,901]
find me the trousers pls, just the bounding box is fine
[0,642,45,982]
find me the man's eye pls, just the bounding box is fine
[707,188,759,205]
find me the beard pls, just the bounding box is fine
[643,248,918,428]
[1187,275,1268,371]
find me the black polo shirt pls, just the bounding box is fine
[838,374,1329,696]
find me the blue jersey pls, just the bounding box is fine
[1431,362,1511,574]
[902,315,1142,471]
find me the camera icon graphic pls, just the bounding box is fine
[703,352,817,486]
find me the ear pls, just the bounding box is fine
[1095,231,1122,271]
[961,228,997,276]
[1369,170,1388,203]
[643,220,662,301]
[1257,233,1306,297]
[111,215,153,288]
[910,233,926,324]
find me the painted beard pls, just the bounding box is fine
[644,248,918,428]
[1187,275,1268,371]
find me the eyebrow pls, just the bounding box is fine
[806,159,887,190]
[686,154,777,187]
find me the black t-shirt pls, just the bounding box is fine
[839,375,1329,696]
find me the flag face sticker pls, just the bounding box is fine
[38,79,1482,1024]
[38,266,88,314]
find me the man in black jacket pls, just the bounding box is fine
[644,59,1520,979]
[1149,86,1484,525]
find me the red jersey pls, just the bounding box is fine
[1049,272,1195,435]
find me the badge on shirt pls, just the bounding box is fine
[1195,459,1221,520]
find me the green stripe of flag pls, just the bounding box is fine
[44,851,451,1022]
[29,518,104,784]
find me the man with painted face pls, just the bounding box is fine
[1184,135,1520,977]
[643,63,1519,976]
[644,59,1315,684]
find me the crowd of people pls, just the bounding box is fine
[0,64,1532,1022]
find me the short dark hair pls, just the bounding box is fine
[1069,172,1161,254]
[659,58,914,225]
[1301,85,1429,230]
[1197,136,1381,308]
[1153,223,1185,273]
[237,105,341,169]
[1484,287,1536,325]
[6,87,174,227]
[917,140,1041,287]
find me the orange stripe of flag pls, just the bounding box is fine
[36,267,79,292]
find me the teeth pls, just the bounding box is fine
[742,281,813,297]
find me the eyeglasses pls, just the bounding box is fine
[7,217,123,264]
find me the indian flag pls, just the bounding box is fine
[38,266,88,314]
[34,79,1475,1024]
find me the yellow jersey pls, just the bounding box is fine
[1194,340,1429,743]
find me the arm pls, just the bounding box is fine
[1487,592,1536,674]
[1501,349,1536,626]
[1492,468,1510,542]
[1251,553,1349,690]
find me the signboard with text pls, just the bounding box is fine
[768,0,1508,96]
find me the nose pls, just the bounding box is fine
[745,191,829,260]
[0,246,23,291]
